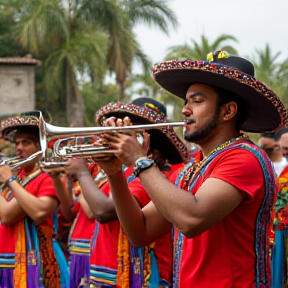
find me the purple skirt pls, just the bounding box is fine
[0,268,14,288]
[69,253,90,288]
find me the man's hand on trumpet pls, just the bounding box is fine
[65,158,89,180]
[101,116,150,168]
[0,165,14,184]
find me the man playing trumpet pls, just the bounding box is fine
[63,99,188,288]
[98,52,287,287]
[0,112,69,287]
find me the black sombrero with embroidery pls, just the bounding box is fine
[151,51,288,133]
[0,111,41,142]
[95,101,189,164]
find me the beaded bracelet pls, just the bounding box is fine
[6,176,17,185]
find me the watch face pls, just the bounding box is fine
[134,157,154,177]
[138,158,154,168]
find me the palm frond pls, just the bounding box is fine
[122,0,178,34]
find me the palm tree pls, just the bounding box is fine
[82,82,120,126]
[121,0,178,33]
[250,44,282,86]
[165,34,238,60]
[0,8,27,57]
[4,0,131,125]
[108,0,178,101]
[250,44,288,105]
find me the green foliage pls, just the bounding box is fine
[165,34,238,60]
[82,82,120,126]
[121,0,178,34]
[249,44,288,107]
[0,9,27,57]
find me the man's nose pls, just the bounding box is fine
[182,106,191,116]
[15,143,23,151]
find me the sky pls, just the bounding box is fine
[134,0,288,65]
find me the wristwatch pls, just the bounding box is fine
[133,157,154,177]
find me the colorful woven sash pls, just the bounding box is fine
[1,169,61,288]
[117,167,160,288]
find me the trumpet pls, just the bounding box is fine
[35,111,184,170]
[0,151,43,172]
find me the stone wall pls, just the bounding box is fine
[0,57,40,116]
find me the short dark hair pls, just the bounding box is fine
[260,132,275,139]
[275,127,288,140]
[216,87,247,130]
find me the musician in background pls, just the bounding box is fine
[49,159,105,288]
[259,131,288,288]
[279,127,288,160]
[132,97,188,176]
[0,113,69,288]
[64,100,188,288]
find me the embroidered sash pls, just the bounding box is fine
[1,169,61,288]
[117,167,161,288]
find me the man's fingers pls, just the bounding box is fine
[142,132,150,155]
[123,117,132,126]
[104,117,117,127]
[116,118,123,127]
[103,133,121,143]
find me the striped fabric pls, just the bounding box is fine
[0,254,15,269]
[90,265,117,286]
[69,239,91,256]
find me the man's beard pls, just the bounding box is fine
[184,110,220,143]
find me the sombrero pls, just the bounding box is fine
[151,50,288,133]
[132,97,167,116]
[0,111,41,141]
[95,101,189,164]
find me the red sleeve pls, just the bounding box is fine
[208,149,264,202]
[72,201,80,214]
[25,173,59,202]
[98,171,150,207]
[100,181,110,197]
[37,174,59,200]
[128,178,151,208]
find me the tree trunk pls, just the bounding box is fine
[118,79,126,101]
[66,68,85,126]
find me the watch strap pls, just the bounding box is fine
[6,176,17,185]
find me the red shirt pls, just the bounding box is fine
[0,172,59,254]
[164,163,186,179]
[69,163,100,242]
[90,166,173,285]
[70,206,95,241]
[174,149,265,288]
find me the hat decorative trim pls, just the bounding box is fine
[95,102,166,125]
[152,60,277,105]
[151,58,288,132]
[0,115,40,140]
[143,103,161,114]
[95,102,189,164]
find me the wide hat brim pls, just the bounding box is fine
[0,113,40,141]
[95,102,189,164]
[151,60,288,133]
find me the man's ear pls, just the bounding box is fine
[221,102,238,121]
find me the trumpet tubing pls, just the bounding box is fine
[43,121,185,140]
[0,151,43,171]
[38,111,184,162]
